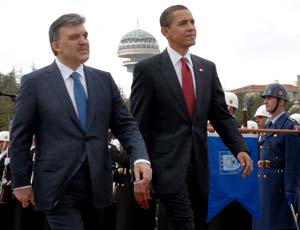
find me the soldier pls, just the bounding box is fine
[253,83,300,230]
[0,131,9,153]
[254,104,270,129]
[207,91,239,132]
[0,131,14,230]
[111,143,156,230]
[208,92,252,230]
[102,130,156,230]
[247,120,258,130]
[225,92,239,117]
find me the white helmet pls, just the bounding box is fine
[290,113,300,124]
[254,105,270,118]
[225,92,239,109]
[111,139,121,150]
[0,131,9,142]
[247,120,258,129]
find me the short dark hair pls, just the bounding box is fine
[49,13,85,55]
[160,5,188,27]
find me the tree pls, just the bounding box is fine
[118,84,130,110]
[0,68,20,130]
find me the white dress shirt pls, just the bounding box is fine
[55,58,88,116]
[167,46,196,95]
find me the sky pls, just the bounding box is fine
[1,0,300,97]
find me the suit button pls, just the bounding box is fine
[263,174,267,179]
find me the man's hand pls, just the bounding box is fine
[237,151,253,178]
[13,187,35,208]
[133,162,152,209]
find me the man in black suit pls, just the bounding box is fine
[130,5,253,230]
[9,13,151,230]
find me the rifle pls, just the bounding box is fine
[242,96,248,128]
[0,149,12,204]
[290,203,300,230]
[207,127,300,134]
[0,91,17,102]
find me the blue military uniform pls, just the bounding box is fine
[253,112,300,230]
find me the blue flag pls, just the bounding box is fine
[207,133,260,222]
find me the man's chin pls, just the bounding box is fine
[186,41,196,48]
[79,55,89,63]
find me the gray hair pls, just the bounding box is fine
[160,5,188,27]
[49,13,86,55]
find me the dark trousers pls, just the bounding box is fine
[46,163,103,230]
[208,201,252,230]
[101,203,116,230]
[13,201,49,230]
[0,194,15,230]
[115,182,156,230]
[156,159,208,230]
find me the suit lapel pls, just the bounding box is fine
[159,50,190,119]
[84,66,99,133]
[192,55,206,121]
[45,62,82,131]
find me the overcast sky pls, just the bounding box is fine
[1,0,300,97]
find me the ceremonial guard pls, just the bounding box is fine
[254,104,270,129]
[111,142,156,230]
[0,130,14,230]
[253,83,300,230]
[224,92,239,118]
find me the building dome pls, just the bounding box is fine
[118,29,160,58]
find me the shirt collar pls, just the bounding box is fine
[270,112,285,125]
[167,46,193,66]
[55,58,85,81]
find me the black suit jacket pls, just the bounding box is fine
[130,49,248,194]
[9,62,149,211]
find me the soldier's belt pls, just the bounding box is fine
[258,160,284,169]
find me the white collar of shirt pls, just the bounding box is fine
[167,46,193,68]
[270,112,285,125]
[55,58,87,115]
[55,58,85,81]
[166,47,195,94]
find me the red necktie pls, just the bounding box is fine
[181,57,195,119]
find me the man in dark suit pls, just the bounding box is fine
[9,13,152,230]
[130,5,253,230]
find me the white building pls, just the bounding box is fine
[117,29,160,73]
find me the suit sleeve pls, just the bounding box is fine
[208,64,249,156]
[108,74,150,163]
[9,74,36,188]
[130,62,153,150]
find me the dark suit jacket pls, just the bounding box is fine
[9,62,149,211]
[130,49,248,195]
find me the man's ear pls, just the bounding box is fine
[161,26,169,38]
[51,41,60,53]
